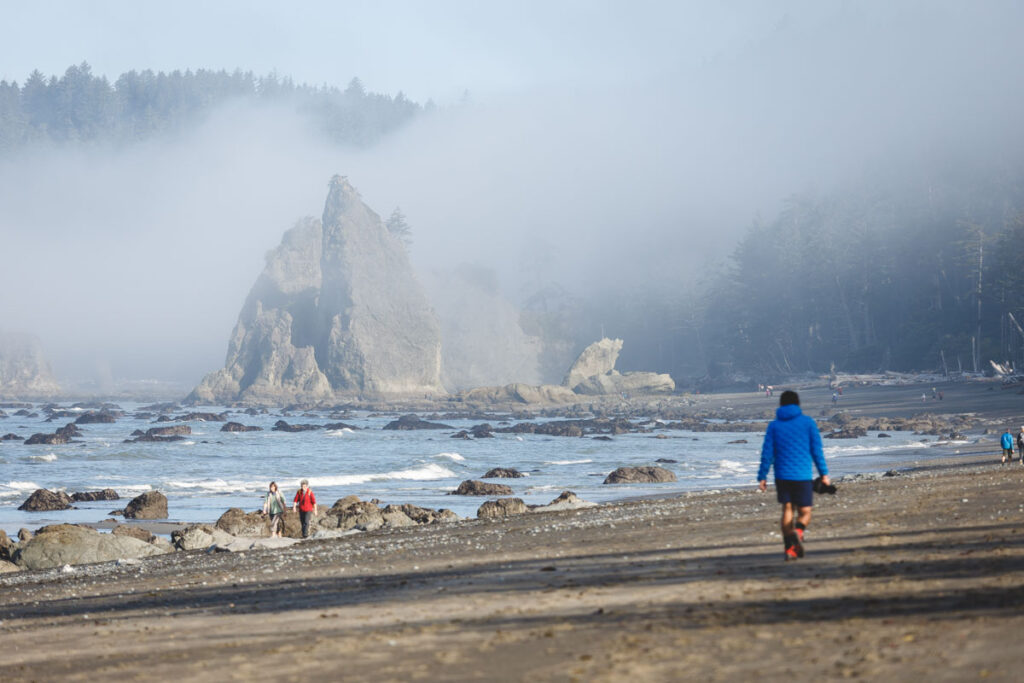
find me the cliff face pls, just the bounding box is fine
[192,176,443,404]
[0,331,61,399]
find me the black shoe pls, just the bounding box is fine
[794,529,805,558]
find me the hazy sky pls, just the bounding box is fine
[3,1,802,102]
[2,1,1023,390]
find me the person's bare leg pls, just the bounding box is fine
[796,506,812,530]
[780,502,794,536]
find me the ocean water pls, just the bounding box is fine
[0,403,952,535]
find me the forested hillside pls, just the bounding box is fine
[0,62,422,152]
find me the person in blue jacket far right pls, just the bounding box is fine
[758,390,831,561]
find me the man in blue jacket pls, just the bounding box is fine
[758,390,831,561]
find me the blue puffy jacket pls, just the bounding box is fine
[758,404,828,481]
[1001,432,1014,450]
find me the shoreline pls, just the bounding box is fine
[1,450,1022,680]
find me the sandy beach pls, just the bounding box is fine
[2,383,1024,681]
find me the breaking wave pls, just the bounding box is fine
[544,459,592,465]
[433,452,465,462]
[28,453,58,462]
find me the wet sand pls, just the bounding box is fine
[2,382,1023,681]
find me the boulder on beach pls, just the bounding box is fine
[0,529,13,561]
[477,498,528,518]
[379,505,417,527]
[122,491,168,519]
[603,466,677,485]
[390,503,458,524]
[221,422,263,432]
[13,524,168,570]
[482,467,525,479]
[71,489,120,502]
[215,508,270,537]
[0,559,20,573]
[171,524,237,551]
[448,480,514,496]
[18,488,73,511]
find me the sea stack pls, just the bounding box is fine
[0,330,61,399]
[191,176,443,403]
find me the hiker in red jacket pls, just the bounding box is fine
[292,479,319,538]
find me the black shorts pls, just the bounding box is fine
[775,479,813,508]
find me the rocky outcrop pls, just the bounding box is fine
[121,491,168,519]
[111,525,155,543]
[320,498,384,532]
[563,338,675,395]
[191,176,443,404]
[24,431,70,445]
[448,480,514,496]
[125,425,191,443]
[483,467,525,479]
[18,489,73,511]
[74,411,118,424]
[0,330,61,399]
[71,489,120,502]
[460,383,577,406]
[603,466,677,484]
[477,498,528,518]
[13,524,168,570]
[272,420,321,432]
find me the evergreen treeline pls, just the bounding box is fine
[0,62,423,152]
[605,160,1024,384]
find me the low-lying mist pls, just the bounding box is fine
[2,1,1022,390]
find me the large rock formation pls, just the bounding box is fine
[192,176,443,403]
[563,338,675,396]
[0,330,60,399]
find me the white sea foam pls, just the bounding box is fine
[715,459,749,472]
[3,480,42,490]
[163,464,458,494]
[544,459,593,465]
[325,428,356,436]
[823,441,925,456]
[28,453,58,462]
[433,452,465,462]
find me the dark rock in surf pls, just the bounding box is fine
[482,467,525,479]
[24,432,70,445]
[273,420,321,432]
[70,489,120,502]
[74,411,118,424]
[221,422,263,432]
[603,466,677,485]
[383,414,453,430]
[18,489,73,511]
[121,491,168,519]
[1,433,23,440]
[448,480,514,496]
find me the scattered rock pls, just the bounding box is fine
[448,480,514,496]
[483,467,525,479]
[2,432,24,440]
[655,458,677,463]
[321,499,382,532]
[18,488,73,511]
[17,528,32,543]
[122,491,168,519]
[477,498,528,518]
[24,431,70,445]
[379,505,417,527]
[727,439,748,444]
[603,466,677,484]
[0,559,20,573]
[593,435,613,441]
[74,411,118,424]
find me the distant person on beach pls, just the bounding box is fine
[262,481,287,538]
[758,390,830,561]
[1001,429,1015,464]
[293,479,319,538]
[1017,427,1024,465]
[831,391,838,406]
